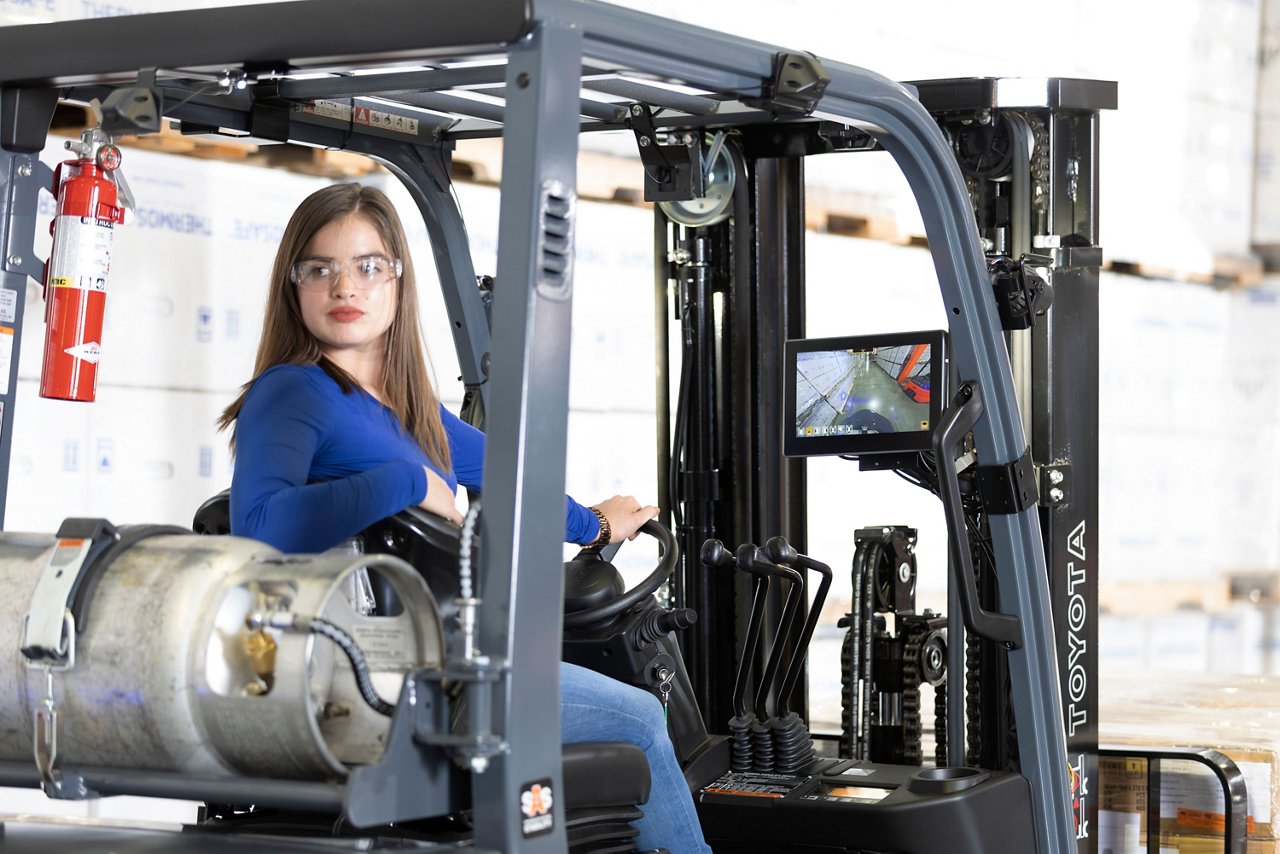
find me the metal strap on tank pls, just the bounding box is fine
[19,519,121,799]
[20,525,112,665]
[19,518,186,799]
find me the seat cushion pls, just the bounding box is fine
[562,742,651,807]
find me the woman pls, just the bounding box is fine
[219,183,710,854]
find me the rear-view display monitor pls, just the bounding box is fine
[783,331,947,457]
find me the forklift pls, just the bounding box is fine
[0,1,1122,851]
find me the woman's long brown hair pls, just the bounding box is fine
[218,183,451,472]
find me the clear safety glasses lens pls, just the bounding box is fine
[291,255,403,290]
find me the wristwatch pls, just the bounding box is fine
[588,507,611,549]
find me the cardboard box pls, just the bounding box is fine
[1102,752,1278,851]
[1103,670,1280,852]
[1159,833,1276,853]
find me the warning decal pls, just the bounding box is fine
[353,105,419,135]
[520,778,554,838]
[299,100,418,135]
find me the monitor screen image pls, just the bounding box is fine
[783,331,946,457]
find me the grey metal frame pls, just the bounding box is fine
[0,2,1077,851]
[910,77,1115,854]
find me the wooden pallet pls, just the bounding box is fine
[49,101,386,177]
[1099,577,1233,617]
[252,144,379,178]
[805,207,931,247]
[126,123,258,162]
[453,137,647,204]
[48,102,261,163]
[805,184,927,246]
[1106,254,1265,290]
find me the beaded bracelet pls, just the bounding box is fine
[588,507,611,549]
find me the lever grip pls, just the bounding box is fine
[932,381,1022,649]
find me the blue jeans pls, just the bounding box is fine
[561,662,711,854]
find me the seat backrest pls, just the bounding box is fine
[192,489,232,536]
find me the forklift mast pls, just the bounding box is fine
[661,80,1114,853]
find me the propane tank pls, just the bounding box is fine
[39,127,129,402]
[0,531,444,780]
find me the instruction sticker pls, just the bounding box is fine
[299,100,353,122]
[1159,757,1272,824]
[49,215,113,291]
[0,288,15,324]
[0,327,12,395]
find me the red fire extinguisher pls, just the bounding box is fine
[40,128,129,402]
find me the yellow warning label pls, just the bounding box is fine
[50,277,74,288]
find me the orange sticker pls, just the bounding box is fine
[1175,807,1255,835]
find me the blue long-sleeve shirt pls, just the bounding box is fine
[230,363,599,552]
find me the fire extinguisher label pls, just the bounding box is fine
[48,215,113,292]
[63,341,100,364]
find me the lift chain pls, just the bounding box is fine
[900,619,926,766]
[1026,114,1051,228]
[934,666,948,767]
[837,614,856,759]
[965,631,983,768]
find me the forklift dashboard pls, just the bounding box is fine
[784,330,947,458]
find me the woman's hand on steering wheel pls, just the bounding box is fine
[592,495,660,543]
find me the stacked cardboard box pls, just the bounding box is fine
[1102,670,1280,852]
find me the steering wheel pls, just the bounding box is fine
[562,519,678,629]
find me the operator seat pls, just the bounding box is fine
[193,490,661,854]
